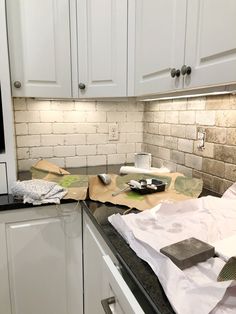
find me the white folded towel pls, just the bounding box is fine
[11,179,67,205]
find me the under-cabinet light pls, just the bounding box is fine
[140,91,232,102]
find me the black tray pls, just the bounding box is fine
[131,179,166,195]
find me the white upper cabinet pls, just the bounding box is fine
[77,0,128,98]
[184,0,236,89]
[135,0,187,96]
[7,0,72,98]
[135,0,236,96]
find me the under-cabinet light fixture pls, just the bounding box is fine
[140,91,233,102]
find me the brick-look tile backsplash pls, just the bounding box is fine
[143,95,236,194]
[14,98,144,171]
[14,95,236,195]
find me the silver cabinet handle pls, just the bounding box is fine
[101,296,116,314]
[170,68,180,78]
[14,81,21,88]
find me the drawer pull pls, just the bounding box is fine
[101,296,116,314]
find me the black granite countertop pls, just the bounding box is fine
[0,165,221,313]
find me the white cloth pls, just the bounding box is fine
[119,165,170,175]
[109,195,236,314]
[11,179,67,205]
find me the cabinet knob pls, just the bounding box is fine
[170,68,180,78]
[181,65,192,75]
[14,81,22,88]
[78,83,86,90]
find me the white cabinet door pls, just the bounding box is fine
[83,217,106,314]
[184,0,236,89]
[77,0,128,98]
[135,0,187,96]
[0,204,83,314]
[7,0,71,98]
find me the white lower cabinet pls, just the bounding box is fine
[83,211,144,314]
[0,203,83,314]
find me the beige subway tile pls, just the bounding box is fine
[171,125,185,138]
[193,142,214,158]
[120,122,136,133]
[157,147,170,160]
[143,111,154,122]
[159,124,171,135]
[127,133,143,143]
[15,111,40,123]
[165,137,178,149]
[165,111,179,124]
[107,112,126,122]
[205,127,226,144]
[170,150,184,164]
[87,134,107,144]
[215,144,236,163]
[17,148,29,160]
[216,111,236,127]
[117,143,135,154]
[176,165,192,177]
[96,123,109,133]
[75,101,96,111]
[126,153,135,163]
[153,111,165,123]
[172,99,187,110]
[159,100,173,111]
[13,98,27,111]
[18,159,38,171]
[88,155,106,166]
[178,138,193,153]
[96,102,117,112]
[97,144,116,154]
[196,111,215,126]
[50,101,75,111]
[179,111,195,125]
[206,95,233,110]
[126,111,143,122]
[26,99,51,110]
[108,154,126,164]
[65,156,86,168]
[76,145,96,156]
[86,111,106,122]
[40,111,63,123]
[187,97,206,110]
[145,102,159,112]
[226,128,236,145]
[17,135,40,147]
[41,135,64,146]
[30,147,53,159]
[202,158,225,178]
[146,123,159,134]
[54,146,75,157]
[28,123,52,134]
[185,154,202,171]
[185,125,197,140]
[212,177,228,195]
[15,123,28,135]
[64,134,86,145]
[63,111,86,123]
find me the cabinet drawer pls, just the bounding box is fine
[0,163,7,194]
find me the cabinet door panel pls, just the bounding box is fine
[135,0,187,96]
[7,0,71,98]
[77,0,127,97]
[185,0,236,89]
